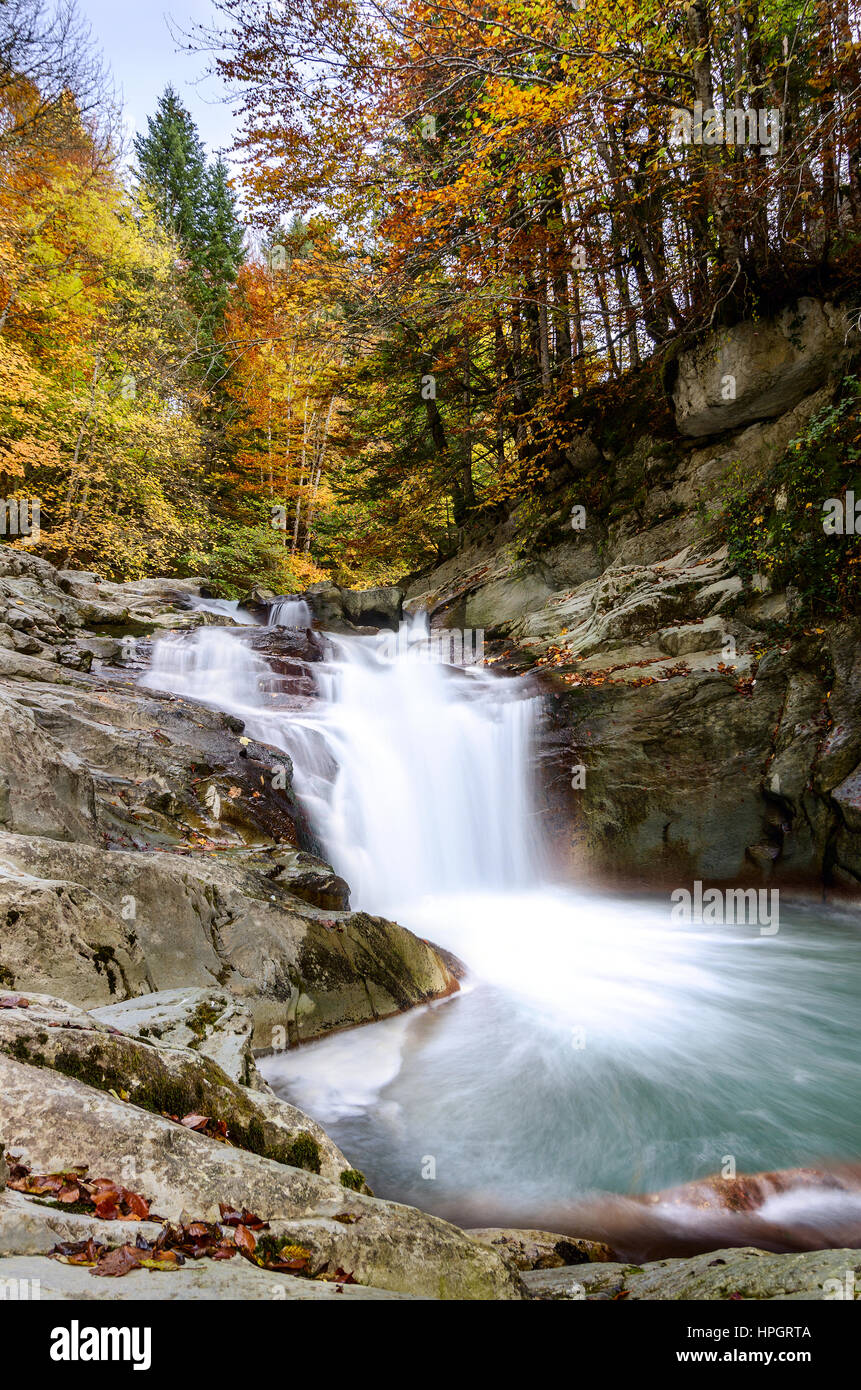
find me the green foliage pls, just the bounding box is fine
[134,86,207,253]
[718,378,861,619]
[200,159,245,332]
[189,522,318,597]
[283,1132,322,1174]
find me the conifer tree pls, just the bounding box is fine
[133,85,206,260]
[134,88,245,379]
[200,157,245,343]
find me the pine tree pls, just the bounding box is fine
[199,158,245,335]
[135,90,245,381]
[133,85,207,259]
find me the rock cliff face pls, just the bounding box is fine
[404,299,861,894]
[670,298,854,437]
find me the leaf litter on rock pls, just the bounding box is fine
[8,1163,152,1221]
[12,1161,359,1285]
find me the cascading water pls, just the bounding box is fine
[268,596,313,628]
[143,616,542,914]
[292,625,542,912]
[186,595,253,623]
[141,607,861,1257]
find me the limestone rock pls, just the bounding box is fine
[0,867,148,1005]
[0,834,459,1044]
[467,1227,613,1270]
[0,993,351,1181]
[0,1251,419,1299]
[340,586,403,630]
[90,987,262,1088]
[0,690,98,842]
[464,569,554,635]
[672,299,851,438]
[831,764,861,834]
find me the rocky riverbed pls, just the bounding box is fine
[0,425,859,1296]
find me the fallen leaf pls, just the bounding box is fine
[50,1238,106,1267]
[233,1224,257,1255]
[91,1245,143,1278]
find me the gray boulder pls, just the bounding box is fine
[672,299,851,438]
[0,833,459,1045]
[0,993,350,1182]
[0,866,148,1005]
[340,586,403,630]
[90,987,262,1089]
[524,1245,861,1300]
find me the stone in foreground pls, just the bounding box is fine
[523,1246,861,1299]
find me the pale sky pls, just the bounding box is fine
[76,0,240,165]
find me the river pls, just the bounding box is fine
[141,607,861,1258]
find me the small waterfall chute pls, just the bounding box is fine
[268,596,313,628]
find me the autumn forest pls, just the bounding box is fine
[1,0,858,593]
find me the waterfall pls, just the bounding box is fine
[268,596,313,628]
[141,615,543,917]
[186,595,255,623]
[143,626,276,709]
[299,625,542,910]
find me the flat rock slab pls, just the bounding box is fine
[0,1190,164,1257]
[0,1254,419,1300]
[91,988,259,1089]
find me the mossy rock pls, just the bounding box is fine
[0,1013,323,1174]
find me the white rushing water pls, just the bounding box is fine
[293,626,542,911]
[269,597,313,628]
[143,614,542,915]
[186,595,254,623]
[141,604,861,1254]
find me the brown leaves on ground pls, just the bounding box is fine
[20,1158,358,1286]
[8,1162,151,1220]
[232,1223,258,1256]
[177,1113,229,1142]
[218,1203,270,1229]
[261,1243,312,1273]
[52,1233,187,1277]
[49,1218,353,1284]
[316,1266,357,1284]
[535,646,686,689]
